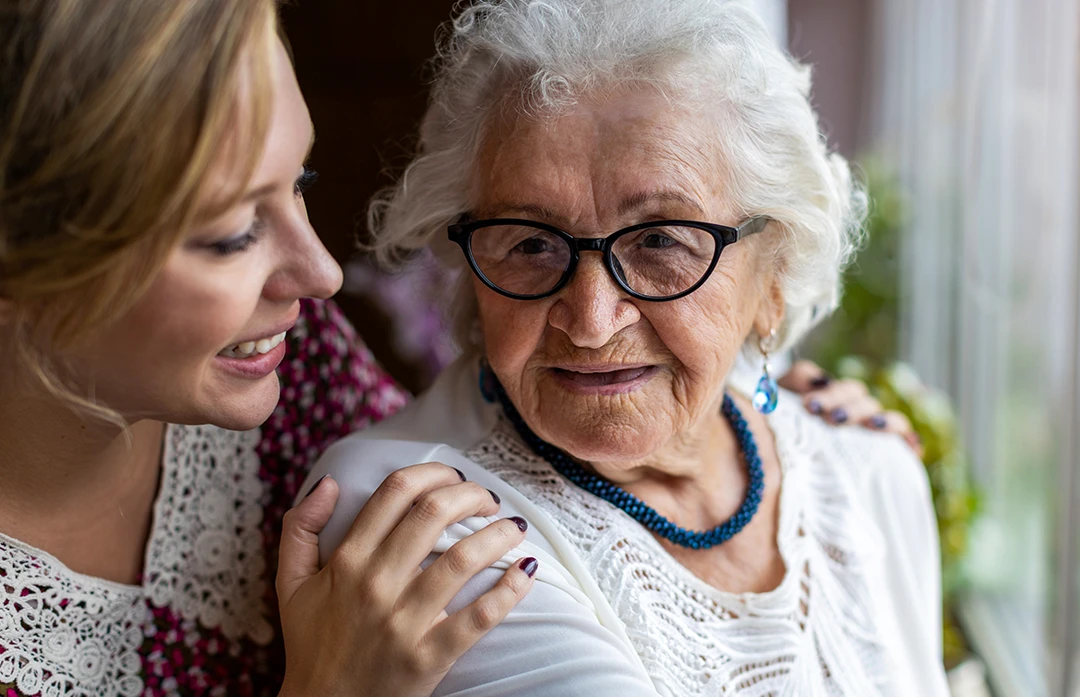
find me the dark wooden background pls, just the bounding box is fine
[280,1,457,394]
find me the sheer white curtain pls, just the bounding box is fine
[867,0,1080,695]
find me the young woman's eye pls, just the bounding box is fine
[294,167,319,197]
[209,222,263,257]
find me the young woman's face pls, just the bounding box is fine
[61,39,342,430]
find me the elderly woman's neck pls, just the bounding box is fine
[589,393,766,531]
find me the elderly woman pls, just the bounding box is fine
[305,0,948,695]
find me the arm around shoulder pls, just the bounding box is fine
[299,435,661,696]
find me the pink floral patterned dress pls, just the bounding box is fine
[0,299,410,697]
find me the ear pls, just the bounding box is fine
[752,271,786,343]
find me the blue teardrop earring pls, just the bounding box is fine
[752,329,779,414]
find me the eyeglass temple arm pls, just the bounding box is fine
[735,216,770,241]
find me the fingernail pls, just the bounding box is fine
[488,489,501,504]
[304,474,329,498]
[809,375,831,389]
[870,414,887,429]
[831,407,848,424]
[519,557,538,577]
[454,467,467,482]
[509,516,528,533]
[808,399,823,415]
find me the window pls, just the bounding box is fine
[869,0,1080,694]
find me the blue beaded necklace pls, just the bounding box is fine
[483,367,765,550]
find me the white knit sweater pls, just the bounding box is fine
[306,358,950,697]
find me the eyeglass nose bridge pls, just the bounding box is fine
[572,237,607,253]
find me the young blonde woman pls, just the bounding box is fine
[0,2,918,696]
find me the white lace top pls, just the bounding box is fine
[308,358,951,697]
[0,425,272,697]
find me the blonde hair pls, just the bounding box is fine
[0,0,279,421]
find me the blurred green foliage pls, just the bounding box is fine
[803,161,981,668]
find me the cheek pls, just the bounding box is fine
[94,260,265,386]
[647,271,754,381]
[139,269,258,357]
[476,283,548,369]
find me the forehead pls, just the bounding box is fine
[198,39,313,217]
[472,88,726,219]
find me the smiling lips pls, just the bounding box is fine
[552,365,652,391]
[218,331,287,359]
[552,365,654,387]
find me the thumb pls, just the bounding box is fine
[276,475,339,604]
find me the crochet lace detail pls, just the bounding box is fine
[465,401,895,696]
[144,424,274,645]
[0,423,272,697]
[0,535,149,697]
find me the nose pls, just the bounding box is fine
[547,253,640,349]
[263,214,344,303]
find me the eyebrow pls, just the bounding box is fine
[241,123,316,203]
[488,190,703,222]
[486,202,564,221]
[617,190,705,217]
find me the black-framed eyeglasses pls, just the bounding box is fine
[447,216,770,301]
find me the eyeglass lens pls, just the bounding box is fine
[468,223,717,298]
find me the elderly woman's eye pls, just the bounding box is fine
[641,231,677,249]
[513,236,554,255]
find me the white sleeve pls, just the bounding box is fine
[301,435,662,696]
[431,565,661,696]
[856,433,950,697]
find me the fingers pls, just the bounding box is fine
[867,410,924,458]
[277,475,339,604]
[776,359,831,393]
[333,462,470,564]
[800,377,925,457]
[426,556,538,659]
[372,481,504,582]
[803,378,870,425]
[402,516,529,619]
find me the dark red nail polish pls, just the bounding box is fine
[809,375,832,389]
[488,489,501,504]
[519,557,538,577]
[454,467,467,482]
[509,516,528,533]
[304,474,328,498]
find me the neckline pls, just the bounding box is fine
[632,401,803,604]
[0,423,174,593]
[495,384,804,606]
[492,378,767,550]
[0,528,146,595]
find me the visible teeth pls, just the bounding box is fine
[220,331,287,359]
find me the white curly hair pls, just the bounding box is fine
[367,0,866,356]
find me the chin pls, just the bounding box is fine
[548,421,665,464]
[197,377,281,431]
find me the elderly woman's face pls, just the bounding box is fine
[471,88,782,469]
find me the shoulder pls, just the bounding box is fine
[776,396,932,517]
